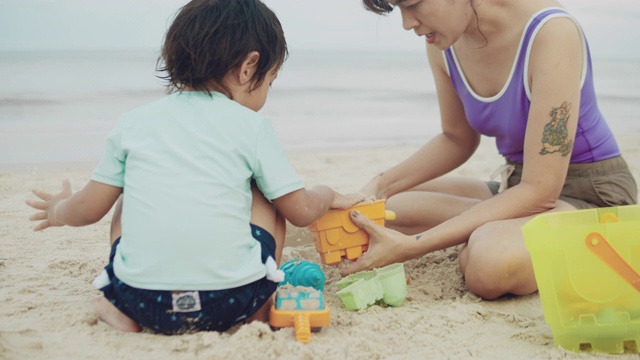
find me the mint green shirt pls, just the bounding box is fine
[92,92,304,290]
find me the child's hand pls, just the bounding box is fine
[330,192,366,209]
[25,179,73,231]
[359,173,384,199]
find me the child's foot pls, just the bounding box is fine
[92,296,141,332]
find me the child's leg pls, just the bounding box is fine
[93,195,141,332]
[92,296,140,332]
[247,186,285,264]
[247,185,285,323]
[109,195,123,245]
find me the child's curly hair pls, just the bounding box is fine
[157,0,288,98]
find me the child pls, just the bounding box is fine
[26,0,363,334]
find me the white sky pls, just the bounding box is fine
[0,0,638,59]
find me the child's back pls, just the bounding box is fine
[94,91,302,291]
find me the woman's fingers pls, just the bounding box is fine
[350,210,379,234]
[340,210,409,276]
[340,254,372,276]
[339,210,381,275]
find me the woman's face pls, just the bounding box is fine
[390,0,472,50]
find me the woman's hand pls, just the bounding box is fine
[339,210,413,276]
[25,179,73,231]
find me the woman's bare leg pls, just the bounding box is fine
[459,200,576,299]
[93,195,141,332]
[386,176,493,234]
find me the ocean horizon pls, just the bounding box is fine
[1,48,638,169]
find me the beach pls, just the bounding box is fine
[2,140,640,359]
[1,49,640,359]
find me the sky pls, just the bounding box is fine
[0,0,638,59]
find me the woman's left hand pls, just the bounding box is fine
[339,210,412,276]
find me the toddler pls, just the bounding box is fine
[26,0,362,334]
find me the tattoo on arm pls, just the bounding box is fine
[539,101,574,157]
[416,234,422,241]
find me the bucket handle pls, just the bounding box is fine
[585,231,640,293]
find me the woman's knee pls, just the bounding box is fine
[463,261,511,300]
[462,223,528,299]
[458,245,469,273]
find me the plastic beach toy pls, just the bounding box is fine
[307,199,396,265]
[336,263,408,311]
[523,205,640,354]
[270,259,330,343]
[279,259,326,291]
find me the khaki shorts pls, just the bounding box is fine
[486,156,638,209]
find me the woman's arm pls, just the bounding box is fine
[363,44,480,199]
[344,17,584,274]
[404,16,584,255]
[27,180,123,231]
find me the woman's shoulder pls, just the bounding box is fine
[528,11,583,58]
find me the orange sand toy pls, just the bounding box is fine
[269,306,331,343]
[307,199,396,265]
[269,286,330,343]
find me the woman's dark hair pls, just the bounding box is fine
[361,0,486,47]
[157,0,288,98]
[362,0,394,14]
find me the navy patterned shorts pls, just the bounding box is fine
[98,224,278,334]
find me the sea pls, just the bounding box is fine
[0,48,639,169]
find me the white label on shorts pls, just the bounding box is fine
[171,291,202,313]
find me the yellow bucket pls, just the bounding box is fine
[522,205,640,353]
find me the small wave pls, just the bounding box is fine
[0,97,61,107]
[271,86,437,99]
[596,93,640,103]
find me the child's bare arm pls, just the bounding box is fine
[274,186,363,228]
[26,179,122,231]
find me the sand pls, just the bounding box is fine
[1,137,639,360]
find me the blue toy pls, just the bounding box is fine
[279,259,326,291]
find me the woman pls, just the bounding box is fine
[343,0,637,299]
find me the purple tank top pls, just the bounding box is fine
[444,8,620,163]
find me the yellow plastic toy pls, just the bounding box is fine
[523,205,640,354]
[307,199,396,265]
